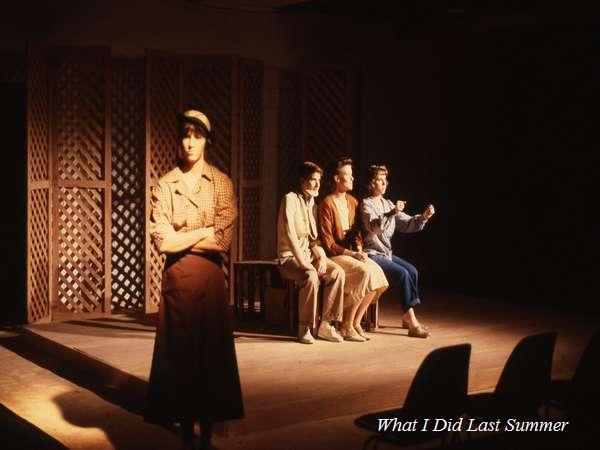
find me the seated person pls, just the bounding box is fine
[318,157,388,342]
[277,161,345,344]
[361,164,435,338]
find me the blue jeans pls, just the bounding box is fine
[369,254,420,311]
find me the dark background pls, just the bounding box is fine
[376,24,599,312]
[0,83,26,324]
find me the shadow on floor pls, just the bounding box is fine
[0,403,67,450]
[0,333,146,416]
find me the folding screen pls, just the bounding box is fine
[48,47,112,314]
[111,59,146,311]
[26,45,51,323]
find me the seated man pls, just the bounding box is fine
[277,161,345,344]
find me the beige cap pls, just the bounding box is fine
[181,109,211,132]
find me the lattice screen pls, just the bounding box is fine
[305,69,350,168]
[240,59,263,260]
[111,60,145,311]
[56,187,105,312]
[25,48,267,319]
[50,48,111,313]
[26,46,51,323]
[145,51,181,312]
[278,69,303,201]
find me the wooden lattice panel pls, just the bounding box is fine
[111,60,145,310]
[239,60,263,260]
[146,52,181,310]
[49,47,111,315]
[28,51,50,182]
[278,69,303,200]
[148,54,180,182]
[185,58,233,174]
[241,60,263,180]
[28,189,50,322]
[242,187,260,260]
[52,51,107,181]
[305,69,348,168]
[57,188,105,312]
[26,45,51,323]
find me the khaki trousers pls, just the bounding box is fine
[278,257,345,329]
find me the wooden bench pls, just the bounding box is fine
[233,260,379,335]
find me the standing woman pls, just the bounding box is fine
[361,165,435,338]
[318,157,388,342]
[145,110,243,449]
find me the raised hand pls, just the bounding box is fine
[423,204,435,220]
[395,200,406,213]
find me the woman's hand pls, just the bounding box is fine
[422,204,435,220]
[352,251,368,262]
[315,257,327,276]
[300,260,315,272]
[394,200,406,213]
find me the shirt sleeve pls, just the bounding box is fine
[395,211,427,233]
[308,203,322,249]
[213,173,238,251]
[281,195,311,266]
[149,181,174,251]
[361,197,396,235]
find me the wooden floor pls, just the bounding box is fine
[20,289,599,438]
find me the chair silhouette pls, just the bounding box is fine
[355,344,471,449]
[466,332,557,423]
[547,328,600,430]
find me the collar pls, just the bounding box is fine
[162,164,213,184]
[295,191,315,208]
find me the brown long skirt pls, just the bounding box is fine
[144,253,244,424]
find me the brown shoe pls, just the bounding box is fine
[408,325,430,338]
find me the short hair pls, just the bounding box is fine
[324,156,353,192]
[367,164,389,193]
[327,156,353,178]
[177,110,213,147]
[298,161,323,182]
[367,164,388,182]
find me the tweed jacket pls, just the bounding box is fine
[149,163,237,253]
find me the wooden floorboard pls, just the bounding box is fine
[22,289,599,436]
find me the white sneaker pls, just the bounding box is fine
[298,326,315,344]
[317,321,343,343]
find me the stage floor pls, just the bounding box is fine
[2,289,598,449]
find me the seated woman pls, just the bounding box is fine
[318,157,388,342]
[361,164,435,338]
[277,161,345,344]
